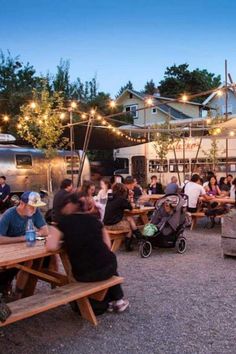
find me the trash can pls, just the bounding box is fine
[221,209,236,257]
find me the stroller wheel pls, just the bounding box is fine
[176,237,187,254]
[139,241,152,258]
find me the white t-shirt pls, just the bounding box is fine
[230,186,235,199]
[184,181,206,208]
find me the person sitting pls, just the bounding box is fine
[124,176,142,205]
[46,193,129,313]
[219,177,230,196]
[230,178,236,200]
[147,175,163,194]
[0,191,48,298]
[103,183,142,251]
[184,174,213,213]
[96,179,112,205]
[0,176,11,213]
[165,176,179,195]
[79,180,101,219]
[204,176,221,196]
[227,174,233,189]
[52,179,73,223]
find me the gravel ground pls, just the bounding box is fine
[1,222,236,354]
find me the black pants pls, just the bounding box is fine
[75,260,124,301]
[0,269,18,293]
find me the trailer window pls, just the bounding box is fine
[169,159,190,173]
[16,154,32,168]
[149,159,168,173]
[65,155,80,175]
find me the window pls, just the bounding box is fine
[65,155,80,175]
[15,154,32,168]
[149,159,168,173]
[152,108,157,114]
[125,105,138,118]
[129,93,133,99]
[169,159,190,173]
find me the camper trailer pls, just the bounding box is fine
[0,145,90,194]
[114,137,236,186]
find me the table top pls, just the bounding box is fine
[0,241,57,267]
[200,196,235,204]
[143,194,165,200]
[124,206,155,215]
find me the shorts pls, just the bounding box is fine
[105,218,131,231]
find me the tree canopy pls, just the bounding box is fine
[158,63,221,102]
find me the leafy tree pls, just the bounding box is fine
[52,59,70,99]
[144,79,156,95]
[0,51,42,127]
[159,63,221,102]
[116,80,133,97]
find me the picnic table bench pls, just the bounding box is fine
[106,229,130,252]
[0,242,123,327]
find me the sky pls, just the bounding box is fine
[0,0,236,97]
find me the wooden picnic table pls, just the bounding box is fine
[199,196,235,205]
[0,241,123,327]
[124,206,155,225]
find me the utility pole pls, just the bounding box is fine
[225,59,229,174]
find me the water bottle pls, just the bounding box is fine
[25,219,36,247]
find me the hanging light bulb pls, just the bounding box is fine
[181,94,188,102]
[145,97,153,106]
[30,102,36,109]
[81,113,87,120]
[217,90,223,97]
[90,109,96,115]
[17,123,22,129]
[3,115,9,122]
[71,101,77,109]
[24,116,30,121]
[109,100,116,108]
[60,113,65,120]
[229,131,235,137]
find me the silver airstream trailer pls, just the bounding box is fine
[0,145,90,194]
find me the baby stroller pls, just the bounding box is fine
[139,194,191,258]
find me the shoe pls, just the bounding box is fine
[113,299,130,313]
[107,302,114,313]
[133,229,143,240]
[125,238,133,252]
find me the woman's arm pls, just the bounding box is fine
[46,225,63,251]
[102,227,111,250]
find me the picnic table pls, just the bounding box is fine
[0,241,123,327]
[124,206,155,225]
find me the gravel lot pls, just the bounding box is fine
[1,223,236,354]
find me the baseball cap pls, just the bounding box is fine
[20,191,46,207]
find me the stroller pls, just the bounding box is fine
[139,194,191,258]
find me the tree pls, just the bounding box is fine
[144,79,156,95]
[17,86,67,191]
[116,81,133,97]
[52,59,70,99]
[0,51,42,125]
[159,63,221,102]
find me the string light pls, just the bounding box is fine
[206,118,211,125]
[217,90,223,97]
[60,113,65,120]
[71,101,77,109]
[229,131,235,137]
[3,115,9,122]
[38,119,43,125]
[181,94,188,102]
[90,109,96,115]
[30,102,36,109]
[81,113,87,120]
[24,116,30,121]
[109,100,116,108]
[145,98,153,106]
[17,123,22,129]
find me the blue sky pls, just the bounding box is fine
[0,0,236,96]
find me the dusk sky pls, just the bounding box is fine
[0,0,236,97]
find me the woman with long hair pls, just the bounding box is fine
[204,176,221,196]
[46,192,129,313]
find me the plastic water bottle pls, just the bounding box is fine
[25,219,36,247]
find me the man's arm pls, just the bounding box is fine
[46,225,63,251]
[0,235,25,244]
[37,225,49,237]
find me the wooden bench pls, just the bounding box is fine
[190,212,224,230]
[0,275,123,327]
[106,229,130,252]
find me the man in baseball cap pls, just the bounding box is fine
[0,191,48,298]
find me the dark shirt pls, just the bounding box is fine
[52,189,70,222]
[220,184,230,192]
[0,183,10,201]
[103,196,132,225]
[58,213,116,279]
[147,183,163,194]
[133,186,142,201]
